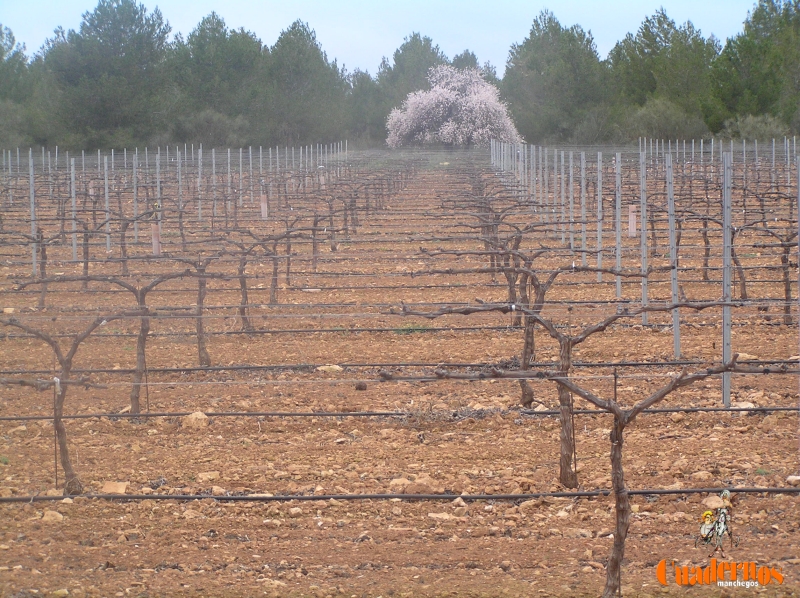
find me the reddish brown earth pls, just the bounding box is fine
[1,158,798,597]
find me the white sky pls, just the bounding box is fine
[2,0,757,75]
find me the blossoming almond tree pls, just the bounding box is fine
[386,65,522,148]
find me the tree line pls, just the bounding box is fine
[1,0,798,150]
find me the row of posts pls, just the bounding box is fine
[2,142,347,176]
[491,139,800,407]
[11,141,347,268]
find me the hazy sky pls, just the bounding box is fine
[3,0,757,75]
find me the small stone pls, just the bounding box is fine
[289,507,303,518]
[453,507,468,517]
[452,497,467,507]
[211,486,226,496]
[702,496,725,509]
[631,505,640,513]
[355,382,367,391]
[2,307,14,314]
[670,413,685,423]
[690,471,713,481]
[564,528,593,538]
[671,458,689,472]
[519,499,540,511]
[182,411,209,429]
[51,590,69,597]
[760,415,779,432]
[316,364,343,373]
[197,471,219,483]
[60,498,73,504]
[786,476,800,487]
[101,481,129,494]
[428,512,453,521]
[183,509,201,519]
[500,561,512,572]
[41,510,64,523]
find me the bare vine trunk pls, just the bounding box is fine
[649,216,658,257]
[312,214,320,272]
[119,220,130,275]
[731,244,748,300]
[196,269,211,366]
[82,226,90,289]
[54,375,83,495]
[701,217,710,281]
[603,416,630,598]
[519,315,536,407]
[557,342,578,488]
[129,312,149,414]
[285,236,292,288]
[238,256,254,332]
[781,246,792,325]
[37,232,47,309]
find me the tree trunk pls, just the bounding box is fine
[519,315,536,407]
[312,214,320,272]
[649,215,658,258]
[701,218,710,281]
[54,375,83,495]
[557,342,578,488]
[196,268,211,367]
[270,244,280,305]
[82,227,90,290]
[731,244,748,300]
[781,246,792,325]
[328,206,337,251]
[178,200,187,252]
[129,311,149,414]
[603,416,630,598]
[238,256,254,332]
[285,236,292,288]
[119,220,130,275]
[37,232,47,309]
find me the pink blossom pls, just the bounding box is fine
[387,65,522,148]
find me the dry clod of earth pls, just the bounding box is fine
[100,481,129,494]
[41,510,64,523]
[196,471,219,482]
[182,411,209,428]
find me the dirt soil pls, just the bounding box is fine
[1,157,799,597]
